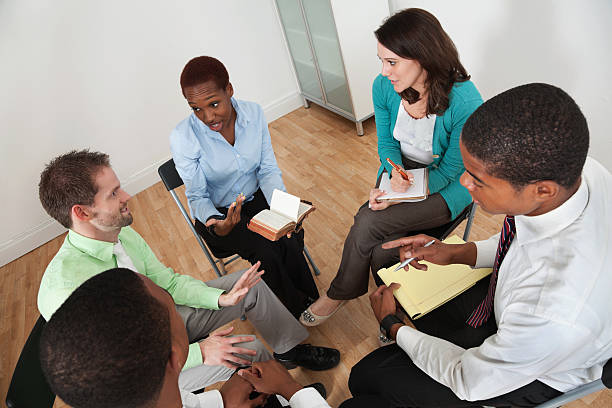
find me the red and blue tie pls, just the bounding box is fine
[466,215,516,328]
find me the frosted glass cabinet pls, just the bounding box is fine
[275,0,389,135]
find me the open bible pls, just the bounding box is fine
[377,235,492,320]
[247,189,315,241]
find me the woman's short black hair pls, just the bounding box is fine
[180,56,229,94]
[375,8,470,115]
[40,268,172,408]
[461,83,589,189]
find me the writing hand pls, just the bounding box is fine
[390,168,414,193]
[239,360,303,401]
[218,261,264,307]
[382,234,451,271]
[206,194,246,236]
[199,326,257,368]
[220,373,268,408]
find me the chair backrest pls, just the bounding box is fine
[158,158,184,191]
[6,315,56,408]
[603,358,612,388]
[414,202,475,242]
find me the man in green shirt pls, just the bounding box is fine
[37,150,339,392]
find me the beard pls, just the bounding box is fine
[90,210,133,232]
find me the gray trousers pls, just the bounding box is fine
[177,268,309,392]
[328,159,452,300]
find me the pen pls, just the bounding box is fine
[386,158,413,182]
[393,239,436,271]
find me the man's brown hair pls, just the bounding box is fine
[38,150,110,228]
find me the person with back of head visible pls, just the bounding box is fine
[40,268,331,408]
[340,83,612,407]
[36,150,340,396]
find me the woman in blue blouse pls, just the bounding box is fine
[170,56,319,317]
[301,9,483,326]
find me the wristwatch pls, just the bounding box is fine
[380,314,403,339]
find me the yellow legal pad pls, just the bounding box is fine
[377,235,492,319]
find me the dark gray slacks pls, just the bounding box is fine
[327,192,451,300]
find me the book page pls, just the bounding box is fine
[377,235,492,319]
[378,168,427,201]
[251,209,293,232]
[270,189,300,222]
[297,201,314,222]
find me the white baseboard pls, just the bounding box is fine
[262,91,303,123]
[0,220,67,267]
[0,96,303,267]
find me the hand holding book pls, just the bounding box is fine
[248,190,316,241]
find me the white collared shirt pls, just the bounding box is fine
[181,387,330,408]
[397,157,612,401]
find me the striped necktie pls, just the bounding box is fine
[466,215,516,328]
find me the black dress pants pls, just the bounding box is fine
[195,189,319,318]
[341,278,562,407]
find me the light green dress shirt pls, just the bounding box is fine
[37,226,224,370]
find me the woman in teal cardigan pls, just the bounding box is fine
[301,8,483,327]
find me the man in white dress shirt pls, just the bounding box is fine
[40,267,330,408]
[342,83,612,407]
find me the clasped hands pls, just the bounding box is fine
[218,360,304,408]
[199,262,264,368]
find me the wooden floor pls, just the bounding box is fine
[1,104,610,407]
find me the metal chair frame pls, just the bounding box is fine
[158,159,320,278]
[533,359,611,408]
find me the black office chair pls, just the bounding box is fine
[158,158,321,278]
[5,315,55,408]
[533,359,611,408]
[416,202,477,242]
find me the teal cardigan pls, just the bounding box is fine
[373,74,483,220]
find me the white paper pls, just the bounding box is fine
[378,169,427,202]
[270,189,300,222]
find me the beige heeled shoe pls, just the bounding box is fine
[299,300,345,327]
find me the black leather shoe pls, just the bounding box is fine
[274,344,340,371]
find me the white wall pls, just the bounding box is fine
[2,0,611,266]
[0,0,302,266]
[390,0,612,170]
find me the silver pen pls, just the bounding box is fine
[393,239,436,271]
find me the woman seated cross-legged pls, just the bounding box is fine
[170,56,319,318]
[300,8,483,328]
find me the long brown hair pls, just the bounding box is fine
[375,8,470,115]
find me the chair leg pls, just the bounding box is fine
[170,190,224,278]
[217,259,227,275]
[303,246,320,276]
[463,204,477,241]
